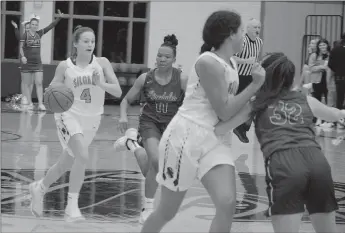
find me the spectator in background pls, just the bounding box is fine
[301,38,319,88]
[328,33,345,128]
[308,39,332,127]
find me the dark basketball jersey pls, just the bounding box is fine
[255,91,321,159]
[20,30,44,64]
[141,68,184,124]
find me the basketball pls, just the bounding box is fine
[43,84,74,113]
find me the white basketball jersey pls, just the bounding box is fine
[179,52,239,128]
[64,56,105,116]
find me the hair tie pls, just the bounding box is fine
[204,42,213,49]
[74,25,82,32]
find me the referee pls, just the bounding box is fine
[233,18,263,143]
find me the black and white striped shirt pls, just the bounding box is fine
[236,34,263,76]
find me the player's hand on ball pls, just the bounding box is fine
[92,70,101,86]
[118,118,128,134]
[45,82,63,92]
[252,63,265,86]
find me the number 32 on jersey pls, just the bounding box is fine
[269,100,304,125]
[80,88,91,103]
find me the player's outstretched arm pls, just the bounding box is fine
[39,9,63,36]
[97,57,122,98]
[307,95,345,122]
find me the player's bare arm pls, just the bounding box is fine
[119,73,146,122]
[307,95,345,122]
[49,61,67,86]
[97,57,122,98]
[180,72,189,91]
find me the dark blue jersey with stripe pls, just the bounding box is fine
[141,68,184,124]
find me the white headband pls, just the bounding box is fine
[21,20,30,25]
[29,14,40,21]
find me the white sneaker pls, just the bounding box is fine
[27,103,34,111]
[338,118,345,129]
[21,96,28,105]
[65,205,85,222]
[125,128,139,141]
[303,83,313,89]
[315,119,322,126]
[38,104,46,111]
[113,136,128,151]
[139,208,153,224]
[29,180,46,217]
[320,122,334,128]
[113,128,139,151]
[332,135,344,146]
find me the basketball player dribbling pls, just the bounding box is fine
[141,10,265,233]
[114,34,188,224]
[215,52,343,233]
[300,39,319,89]
[29,26,122,222]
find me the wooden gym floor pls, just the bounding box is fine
[1,102,345,232]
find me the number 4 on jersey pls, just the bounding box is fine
[80,88,91,103]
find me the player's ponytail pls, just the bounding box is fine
[200,43,213,54]
[70,42,76,60]
[71,25,82,60]
[71,44,77,61]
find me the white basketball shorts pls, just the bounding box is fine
[156,113,234,192]
[54,111,101,156]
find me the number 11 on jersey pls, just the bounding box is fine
[80,88,91,103]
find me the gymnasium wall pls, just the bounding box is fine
[5,1,344,98]
[147,1,261,73]
[1,1,261,98]
[262,1,344,75]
